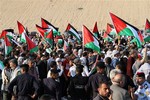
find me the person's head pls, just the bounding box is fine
[69,59,74,66]
[9,59,18,69]
[96,62,106,74]
[73,58,81,65]
[39,94,53,100]
[55,58,62,65]
[73,49,78,55]
[112,50,120,58]
[50,69,60,79]
[105,57,112,65]
[110,69,121,81]
[76,65,84,75]
[20,64,29,74]
[3,59,10,68]
[27,58,35,68]
[136,72,145,85]
[112,73,124,87]
[98,82,111,97]
[82,51,88,57]
[130,49,138,58]
[115,63,126,74]
[49,61,57,69]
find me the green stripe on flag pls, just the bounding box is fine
[85,42,100,53]
[144,36,150,42]
[30,46,38,53]
[119,28,133,36]
[146,29,150,33]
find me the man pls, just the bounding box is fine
[27,58,39,81]
[68,65,88,100]
[93,82,112,100]
[43,69,61,100]
[85,61,109,99]
[68,58,81,77]
[111,50,120,68]
[110,73,131,100]
[1,59,11,100]
[134,72,150,100]
[8,64,39,100]
[126,49,137,78]
[9,59,21,82]
[9,59,21,100]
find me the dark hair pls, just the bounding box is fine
[105,57,112,65]
[99,81,109,88]
[39,94,53,100]
[82,52,88,57]
[76,65,84,74]
[20,64,29,72]
[96,61,106,69]
[3,59,9,66]
[9,59,18,66]
[49,61,57,68]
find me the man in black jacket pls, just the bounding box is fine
[43,69,61,100]
[68,65,88,100]
[85,61,109,99]
[8,64,39,100]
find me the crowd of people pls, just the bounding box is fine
[0,31,149,100]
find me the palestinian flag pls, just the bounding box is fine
[0,60,4,70]
[17,21,27,43]
[25,34,38,53]
[83,25,100,53]
[110,12,142,48]
[106,23,116,36]
[66,23,81,42]
[0,29,15,39]
[93,22,100,39]
[145,19,150,33]
[103,32,113,42]
[17,21,38,52]
[41,18,60,36]
[4,35,12,56]
[45,30,54,49]
[36,24,49,38]
[144,36,150,42]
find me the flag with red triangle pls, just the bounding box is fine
[145,19,150,33]
[110,12,142,48]
[106,23,116,36]
[83,25,100,53]
[92,22,100,39]
[66,23,81,42]
[25,34,38,53]
[17,21,27,43]
[4,35,12,56]
[17,21,38,53]
[0,29,15,39]
[103,32,113,42]
[36,24,50,38]
[41,18,60,36]
[45,30,54,49]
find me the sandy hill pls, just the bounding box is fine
[1,0,150,33]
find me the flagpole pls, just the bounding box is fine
[82,25,85,52]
